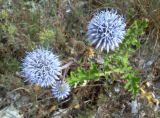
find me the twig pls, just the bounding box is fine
[9,87,30,93]
[61,60,75,70]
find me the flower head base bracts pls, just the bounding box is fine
[22,48,61,87]
[52,81,70,100]
[87,8,126,52]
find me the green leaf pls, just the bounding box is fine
[67,62,99,87]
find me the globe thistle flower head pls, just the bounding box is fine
[87,8,126,52]
[52,81,70,100]
[22,47,61,87]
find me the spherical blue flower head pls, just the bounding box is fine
[51,81,70,100]
[22,47,62,87]
[87,8,126,52]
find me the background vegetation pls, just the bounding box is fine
[0,0,160,117]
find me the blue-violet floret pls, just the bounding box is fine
[87,8,126,52]
[51,81,70,100]
[22,47,61,87]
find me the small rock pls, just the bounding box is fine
[0,105,23,118]
[131,100,139,114]
[114,86,120,93]
[95,56,104,65]
[52,109,69,118]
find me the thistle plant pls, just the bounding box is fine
[21,47,62,87]
[67,19,148,96]
[20,6,148,101]
[87,8,126,52]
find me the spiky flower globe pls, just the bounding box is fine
[52,81,70,100]
[87,8,126,52]
[22,48,61,87]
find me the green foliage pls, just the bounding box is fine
[117,19,148,95]
[39,29,55,46]
[0,58,20,73]
[0,10,17,38]
[123,19,148,50]
[67,62,100,86]
[0,9,9,19]
[67,19,148,96]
